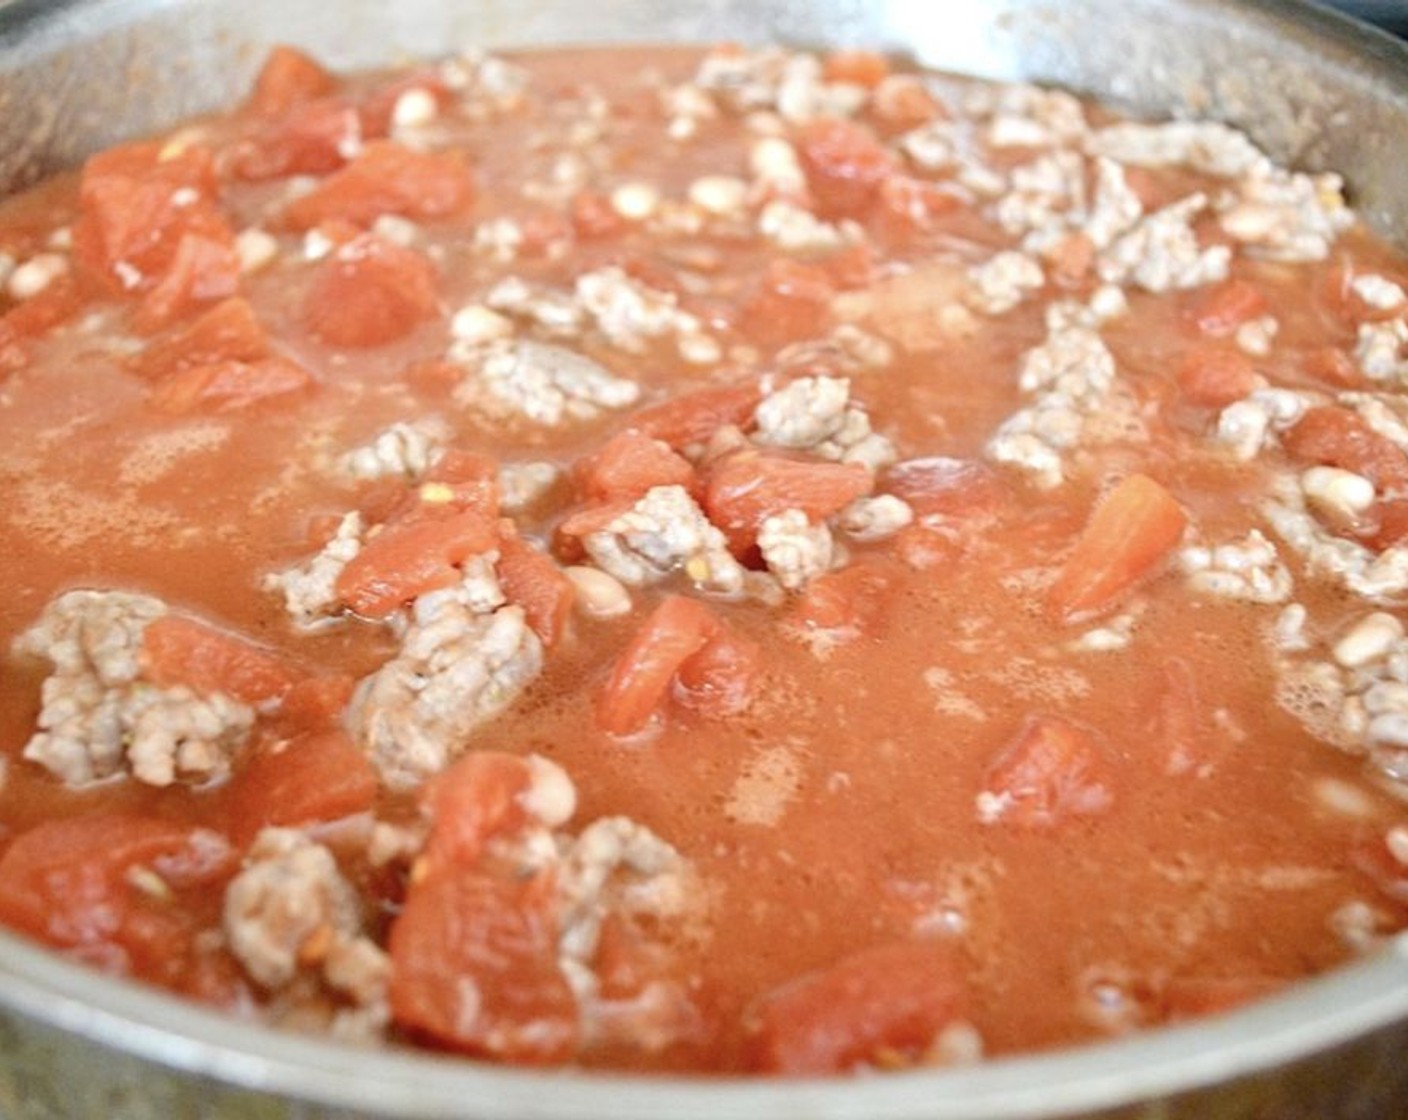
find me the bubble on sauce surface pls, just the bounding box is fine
[116,422,232,486]
[9,477,183,550]
[724,744,803,827]
[1274,662,1355,751]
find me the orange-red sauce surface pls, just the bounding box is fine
[1,43,1407,1075]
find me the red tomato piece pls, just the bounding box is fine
[870,76,945,128]
[571,190,627,240]
[132,230,242,334]
[389,871,578,1064]
[130,297,269,380]
[673,628,760,718]
[876,175,964,231]
[420,448,502,514]
[797,118,897,217]
[228,99,363,181]
[420,751,537,869]
[978,715,1113,828]
[575,429,696,504]
[227,730,377,844]
[704,452,873,553]
[71,142,230,293]
[497,531,575,649]
[0,814,234,958]
[142,615,301,705]
[280,141,474,231]
[597,596,722,736]
[148,356,313,414]
[1048,474,1187,622]
[303,234,439,347]
[0,273,85,373]
[1188,278,1268,337]
[1177,345,1258,409]
[884,457,1006,519]
[790,559,896,639]
[1366,498,1408,551]
[246,45,338,118]
[335,509,498,618]
[630,384,763,451]
[821,50,890,88]
[744,940,968,1074]
[1283,405,1408,493]
[274,673,356,733]
[1302,345,1362,390]
[740,259,835,346]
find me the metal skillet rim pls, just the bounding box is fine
[1,0,1408,1116]
[4,926,1408,1118]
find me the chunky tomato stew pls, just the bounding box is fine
[2,42,1408,1075]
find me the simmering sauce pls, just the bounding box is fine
[1,43,1407,1074]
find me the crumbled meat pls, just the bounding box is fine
[984,326,1119,488]
[966,251,1045,315]
[1179,530,1292,603]
[349,593,543,789]
[995,150,1087,240]
[1218,168,1352,262]
[453,339,641,426]
[1352,275,1407,313]
[1356,319,1408,386]
[1086,120,1268,178]
[263,512,365,629]
[757,509,834,589]
[693,46,863,122]
[837,494,914,541]
[498,461,561,513]
[13,590,253,787]
[758,200,856,253]
[574,266,709,355]
[1263,474,1408,603]
[969,83,1089,147]
[751,376,896,470]
[582,485,745,595]
[1236,315,1279,357]
[223,828,389,1032]
[483,276,585,337]
[555,816,708,1051]
[339,422,447,482]
[1098,194,1231,292]
[1045,285,1129,332]
[1213,388,1316,461]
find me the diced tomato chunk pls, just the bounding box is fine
[1188,278,1268,337]
[246,45,338,118]
[0,814,234,962]
[876,175,963,231]
[597,596,721,736]
[673,628,759,718]
[884,457,1005,519]
[228,99,363,181]
[148,356,313,414]
[0,273,85,372]
[571,190,627,240]
[978,715,1113,828]
[745,940,968,1074]
[790,559,896,639]
[389,870,578,1064]
[414,448,502,514]
[1366,498,1408,551]
[71,142,230,293]
[130,297,269,380]
[798,118,898,217]
[821,50,890,88]
[274,673,356,733]
[740,259,835,346]
[1303,345,1361,389]
[871,76,945,128]
[630,384,763,450]
[280,141,474,231]
[335,509,498,618]
[1176,345,1258,409]
[132,231,242,333]
[1048,474,1187,622]
[704,452,873,553]
[142,615,301,705]
[227,730,377,844]
[421,751,536,869]
[1283,405,1408,493]
[303,234,439,347]
[497,531,574,648]
[575,429,696,504]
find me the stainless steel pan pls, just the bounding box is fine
[2,1,1408,1116]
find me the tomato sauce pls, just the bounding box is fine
[0,42,1406,1075]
